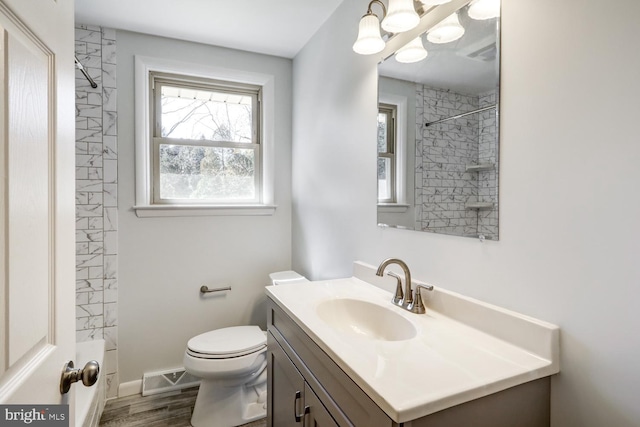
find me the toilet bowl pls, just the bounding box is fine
[184,271,308,427]
[184,326,268,427]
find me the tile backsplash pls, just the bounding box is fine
[75,24,119,398]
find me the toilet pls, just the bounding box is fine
[183,271,308,427]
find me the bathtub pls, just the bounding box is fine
[75,340,106,427]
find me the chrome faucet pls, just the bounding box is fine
[376,258,414,307]
[386,271,404,305]
[375,258,433,314]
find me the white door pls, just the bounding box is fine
[0,0,77,417]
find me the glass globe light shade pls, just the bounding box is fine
[468,0,500,20]
[353,13,385,55]
[381,0,420,33]
[395,37,428,63]
[427,12,465,44]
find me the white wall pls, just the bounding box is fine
[117,31,292,383]
[292,1,640,426]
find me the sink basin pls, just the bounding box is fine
[316,298,417,341]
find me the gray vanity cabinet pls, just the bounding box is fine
[266,298,551,427]
[267,299,394,427]
[304,383,340,427]
[267,334,339,427]
[267,333,305,427]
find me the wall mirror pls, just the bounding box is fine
[377,0,500,240]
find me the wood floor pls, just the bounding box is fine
[99,387,266,427]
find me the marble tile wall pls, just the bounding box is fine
[415,85,479,236]
[478,91,498,239]
[415,85,498,238]
[75,24,119,398]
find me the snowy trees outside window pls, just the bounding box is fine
[151,74,261,204]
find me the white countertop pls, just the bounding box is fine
[266,270,559,423]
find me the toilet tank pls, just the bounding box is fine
[269,271,308,286]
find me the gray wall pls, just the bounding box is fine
[117,30,293,383]
[292,0,640,426]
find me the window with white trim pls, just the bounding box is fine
[377,103,396,203]
[150,72,262,205]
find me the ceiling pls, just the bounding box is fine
[74,0,345,58]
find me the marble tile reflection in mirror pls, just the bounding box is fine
[377,0,500,240]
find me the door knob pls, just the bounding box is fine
[60,360,100,394]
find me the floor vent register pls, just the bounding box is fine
[142,368,201,396]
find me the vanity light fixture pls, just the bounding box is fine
[395,36,428,63]
[426,12,465,44]
[354,0,422,55]
[353,0,387,55]
[420,0,453,5]
[354,0,496,55]
[467,0,500,20]
[381,0,420,33]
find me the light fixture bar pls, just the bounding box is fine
[367,0,387,17]
[379,0,471,59]
[420,0,453,5]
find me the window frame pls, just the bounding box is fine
[133,56,276,217]
[150,72,262,205]
[377,92,409,213]
[378,103,397,204]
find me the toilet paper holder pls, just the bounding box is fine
[200,285,232,294]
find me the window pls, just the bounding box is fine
[151,72,261,204]
[134,56,276,217]
[377,103,396,203]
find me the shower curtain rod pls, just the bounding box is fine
[425,104,496,127]
[74,55,98,89]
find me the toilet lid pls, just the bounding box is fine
[187,326,266,356]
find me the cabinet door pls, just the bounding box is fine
[304,383,340,427]
[268,333,306,427]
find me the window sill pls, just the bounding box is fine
[133,204,277,218]
[377,203,410,213]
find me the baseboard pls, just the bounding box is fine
[118,379,142,398]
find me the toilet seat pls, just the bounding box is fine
[187,325,266,359]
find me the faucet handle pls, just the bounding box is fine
[408,284,434,314]
[387,272,404,305]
